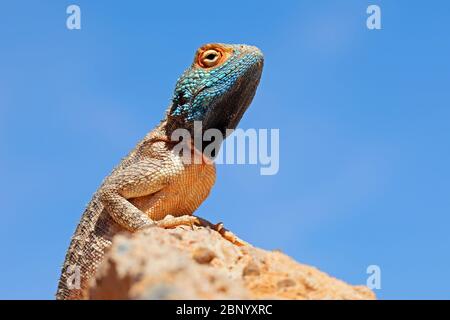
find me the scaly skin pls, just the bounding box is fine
[56,43,264,300]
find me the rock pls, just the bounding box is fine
[89,225,375,300]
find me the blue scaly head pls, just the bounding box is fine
[168,43,264,137]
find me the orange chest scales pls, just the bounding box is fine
[129,162,216,221]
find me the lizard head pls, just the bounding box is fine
[168,43,264,137]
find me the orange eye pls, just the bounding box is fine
[198,49,222,68]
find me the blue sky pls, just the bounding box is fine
[1,0,449,299]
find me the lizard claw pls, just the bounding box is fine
[196,217,249,247]
[154,215,248,246]
[217,228,248,247]
[213,222,224,232]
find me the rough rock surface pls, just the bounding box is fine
[89,226,375,300]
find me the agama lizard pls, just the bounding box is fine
[56,43,264,299]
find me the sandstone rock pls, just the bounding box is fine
[89,225,375,300]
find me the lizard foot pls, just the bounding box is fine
[156,214,201,229]
[194,217,249,247]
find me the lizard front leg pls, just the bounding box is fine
[99,187,156,231]
[99,159,198,231]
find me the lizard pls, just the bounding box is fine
[56,43,264,300]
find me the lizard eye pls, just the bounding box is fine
[198,49,222,68]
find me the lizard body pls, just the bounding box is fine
[56,43,263,299]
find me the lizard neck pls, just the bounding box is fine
[146,116,216,164]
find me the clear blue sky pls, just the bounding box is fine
[1,1,449,299]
